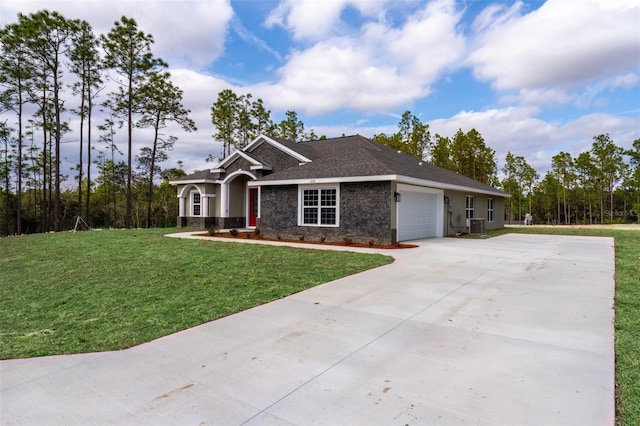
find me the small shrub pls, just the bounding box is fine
[368,239,375,246]
[207,225,218,236]
[246,232,251,239]
[277,234,282,240]
[319,236,326,242]
[229,228,239,237]
[298,235,305,241]
[343,236,353,244]
[254,227,261,236]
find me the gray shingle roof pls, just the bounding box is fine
[172,134,506,196]
[171,169,217,182]
[260,135,506,195]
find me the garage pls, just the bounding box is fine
[396,185,443,241]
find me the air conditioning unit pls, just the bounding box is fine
[469,218,485,234]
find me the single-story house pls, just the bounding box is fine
[170,134,508,245]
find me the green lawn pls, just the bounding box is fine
[1,226,637,424]
[486,225,639,426]
[0,228,392,359]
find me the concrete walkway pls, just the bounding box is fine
[0,234,615,425]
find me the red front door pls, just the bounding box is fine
[248,188,258,227]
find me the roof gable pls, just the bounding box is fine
[216,148,265,169]
[244,135,312,164]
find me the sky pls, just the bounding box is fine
[1,0,639,182]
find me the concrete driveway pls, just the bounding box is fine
[0,234,615,425]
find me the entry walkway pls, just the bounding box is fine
[0,234,615,425]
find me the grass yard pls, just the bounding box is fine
[486,225,639,426]
[0,228,392,360]
[1,225,637,424]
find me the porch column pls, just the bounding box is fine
[178,196,185,216]
[202,196,209,217]
[220,183,229,217]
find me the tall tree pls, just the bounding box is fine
[551,151,574,225]
[533,172,560,224]
[501,152,522,224]
[591,134,625,222]
[250,97,274,138]
[626,139,640,223]
[210,90,275,159]
[397,111,431,160]
[429,135,453,169]
[135,71,195,227]
[450,129,497,185]
[101,16,166,229]
[0,121,12,235]
[21,10,79,231]
[372,132,402,152]
[210,88,238,158]
[501,152,537,223]
[69,19,102,224]
[574,151,596,224]
[374,111,430,160]
[0,19,35,234]
[276,110,306,142]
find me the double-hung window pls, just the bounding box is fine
[466,195,475,219]
[191,191,201,216]
[487,198,494,222]
[300,186,339,226]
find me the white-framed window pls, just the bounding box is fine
[466,195,475,219]
[487,198,494,222]
[191,190,201,216]
[299,186,339,226]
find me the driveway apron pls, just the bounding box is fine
[0,234,615,425]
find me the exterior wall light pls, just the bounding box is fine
[394,191,402,202]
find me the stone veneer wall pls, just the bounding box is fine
[177,216,245,229]
[259,181,395,245]
[177,216,216,229]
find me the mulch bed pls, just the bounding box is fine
[197,232,417,249]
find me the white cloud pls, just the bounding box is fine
[429,106,639,175]
[0,0,233,69]
[467,0,640,91]
[256,0,464,115]
[503,88,572,107]
[265,0,347,40]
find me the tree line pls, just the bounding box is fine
[375,114,639,224]
[0,10,194,235]
[1,11,638,236]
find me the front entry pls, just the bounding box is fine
[248,188,258,227]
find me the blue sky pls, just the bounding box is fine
[1,0,639,180]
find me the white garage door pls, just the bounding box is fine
[397,191,438,241]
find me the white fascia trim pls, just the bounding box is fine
[395,175,510,197]
[251,174,509,197]
[253,174,396,186]
[250,164,272,171]
[244,134,312,164]
[170,179,217,186]
[210,168,224,173]
[217,150,263,169]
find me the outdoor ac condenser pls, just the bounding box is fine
[469,218,485,234]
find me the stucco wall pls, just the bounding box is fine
[443,190,505,235]
[259,181,395,245]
